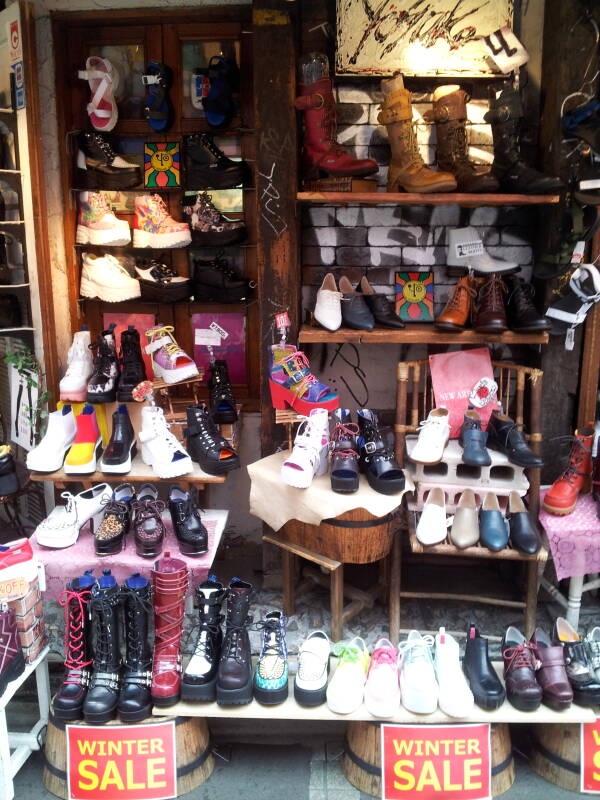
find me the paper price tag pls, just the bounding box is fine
[210,321,229,340]
[195,329,222,346]
[275,311,290,330]
[571,241,586,264]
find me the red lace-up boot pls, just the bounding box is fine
[543,425,595,516]
[0,604,25,698]
[294,78,378,180]
[53,571,95,720]
[151,553,188,706]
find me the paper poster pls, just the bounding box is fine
[9,363,37,450]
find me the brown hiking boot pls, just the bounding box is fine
[435,275,477,331]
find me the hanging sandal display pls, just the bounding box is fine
[78,57,119,132]
[545,263,600,349]
[142,61,173,132]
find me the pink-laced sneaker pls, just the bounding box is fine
[364,638,400,718]
[133,194,192,249]
[145,324,199,385]
[75,191,131,246]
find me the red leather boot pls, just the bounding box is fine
[0,604,25,698]
[543,425,595,515]
[294,77,378,180]
[151,553,188,706]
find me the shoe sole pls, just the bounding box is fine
[96,539,125,556]
[138,280,191,303]
[397,179,457,193]
[80,275,141,303]
[399,682,438,715]
[152,360,199,384]
[99,441,137,474]
[506,693,541,712]
[216,676,253,706]
[253,682,288,705]
[151,693,180,707]
[86,390,117,403]
[184,166,246,190]
[59,388,88,402]
[364,692,400,719]
[542,501,576,515]
[51,703,84,722]
[64,438,101,474]
[181,676,217,702]
[74,167,141,191]
[191,229,246,247]
[326,695,364,715]
[75,224,131,247]
[35,531,79,548]
[118,704,152,723]
[83,706,118,724]
[178,541,209,555]
[294,683,327,707]
[212,408,238,424]
[27,441,74,472]
[133,229,191,249]
[141,449,194,479]
[191,453,240,476]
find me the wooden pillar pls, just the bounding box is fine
[577,210,600,428]
[253,1,299,456]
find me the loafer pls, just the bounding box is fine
[507,491,541,554]
[450,489,479,548]
[459,409,491,467]
[463,624,505,710]
[416,488,447,545]
[479,492,508,551]
[339,276,374,331]
[358,276,405,328]
[530,628,573,710]
[502,626,542,711]
[486,410,543,469]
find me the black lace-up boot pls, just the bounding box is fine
[83,570,122,724]
[117,325,147,402]
[87,324,119,404]
[208,359,237,424]
[184,133,248,190]
[193,253,251,303]
[216,578,253,705]
[182,578,227,701]
[503,275,550,332]
[118,574,153,723]
[186,404,240,475]
[75,131,141,190]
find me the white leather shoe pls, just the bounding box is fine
[281,408,330,489]
[450,489,479,548]
[416,487,447,545]
[27,406,77,473]
[294,630,331,706]
[410,408,450,465]
[434,628,474,718]
[447,227,518,274]
[139,406,193,479]
[34,483,111,548]
[59,330,94,402]
[314,273,343,331]
[399,630,438,714]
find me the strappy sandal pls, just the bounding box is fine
[143,62,173,132]
[357,409,405,496]
[281,408,330,490]
[78,57,119,132]
[202,56,239,129]
[546,263,600,348]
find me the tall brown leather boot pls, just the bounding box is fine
[378,77,456,194]
[432,86,499,193]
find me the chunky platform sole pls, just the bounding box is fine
[185,166,245,190]
[152,692,180,707]
[52,702,84,722]
[178,539,208,555]
[181,675,217,702]
[95,537,125,557]
[86,389,117,404]
[133,228,191,249]
[64,438,101,475]
[35,530,80,549]
[75,224,131,247]
[190,228,246,247]
[573,687,600,708]
[331,471,359,493]
[471,693,505,711]
[59,387,88,402]
[100,442,137,474]
[138,280,191,303]
[216,675,253,706]
[190,450,240,476]
[152,360,199,385]
[364,469,405,496]
[193,284,249,303]
[74,166,141,191]
[135,540,165,559]
[253,681,288,705]
[293,682,327,707]
[80,275,141,303]
[140,444,194,479]
[83,705,118,725]
[269,379,340,416]
[211,407,238,424]
[118,703,152,723]
[542,500,576,516]
[0,648,25,696]
[506,692,541,712]
[27,441,75,473]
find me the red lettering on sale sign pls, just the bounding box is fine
[381,724,491,800]
[581,718,600,792]
[67,722,176,800]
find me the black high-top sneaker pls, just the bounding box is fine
[193,252,251,303]
[100,404,137,474]
[118,574,153,723]
[134,260,191,302]
[87,324,119,403]
[54,570,95,721]
[117,325,147,402]
[181,191,246,246]
[186,403,240,475]
[184,133,248,190]
[216,578,253,706]
[208,359,237,424]
[75,131,141,190]
[182,577,227,701]
[83,570,122,724]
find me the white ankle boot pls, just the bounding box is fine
[447,227,518,274]
[59,331,94,402]
[26,406,77,472]
[281,408,330,489]
[139,406,193,478]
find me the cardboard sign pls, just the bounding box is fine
[8,19,22,64]
[381,723,491,800]
[67,721,176,800]
[484,27,528,73]
[581,718,600,792]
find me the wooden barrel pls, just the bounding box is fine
[281,507,398,563]
[342,721,515,797]
[530,723,580,792]
[43,711,214,799]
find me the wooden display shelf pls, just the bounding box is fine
[298,324,549,346]
[297,191,561,207]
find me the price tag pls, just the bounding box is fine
[275,312,290,330]
[571,241,586,264]
[195,329,222,346]
[210,321,229,340]
[0,576,28,600]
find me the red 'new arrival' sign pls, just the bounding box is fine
[581,718,600,792]
[381,723,491,800]
[66,721,176,800]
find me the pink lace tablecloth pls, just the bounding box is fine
[539,491,600,581]
[31,511,227,601]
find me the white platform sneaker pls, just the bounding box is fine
[364,638,400,719]
[139,406,193,479]
[399,630,439,714]
[294,631,331,707]
[281,408,330,489]
[59,330,94,402]
[34,483,111,548]
[26,406,77,473]
[447,227,518,274]
[434,628,474,719]
[80,252,141,302]
[409,407,450,465]
[314,273,343,331]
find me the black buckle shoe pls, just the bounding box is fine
[186,404,240,475]
[357,408,405,495]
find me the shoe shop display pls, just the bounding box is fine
[399,630,438,714]
[143,61,174,132]
[78,56,119,132]
[459,408,491,467]
[484,85,564,194]
[502,626,542,711]
[151,555,189,706]
[27,405,76,473]
[135,260,191,303]
[87,325,119,403]
[35,484,111,549]
[117,326,147,402]
[186,403,240,475]
[358,276,405,328]
[416,487,447,546]
[314,273,343,331]
[463,624,505,710]
[168,486,208,556]
[75,131,141,190]
[99,405,136,474]
[181,577,227,701]
[76,192,131,247]
[504,275,551,333]
[587,626,600,682]
[447,228,518,274]
[434,628,474,719]
[83,570,122,724]
[54,571,95,720]
[450,489,479,549]
[326,637,370,714]
[0,604,25,698]
[431,86,499,193]
[435,275,476,331]
[543,425,594,515]
[0,446,18,496]
[357,408,405,495]
[473,274,508,333]
[546,264,600,339]
[182,191,246,246]
[64,404,102,474]
[59,330,94,402]
[530,627,573,710]
[507,492,541,554]
[216,578,254,706]
[281,407,330,489]
[192,253,251,303]
[80,252,141,303]
[208,359,237,424]
[268,344,339,415]
[133,483,166,558]
[294,630,330,707]
[554,617,600,707]
[364,638,400,719]
[133,194,191,249]
[94,483,134,556]
[253,611,289,705]
[145,324,199,385]
[330,409,360,493]
[338,276,374,331]
[409,407,450,465]
[486,410,543,469]
[117,574,153,723]
[184,133,248,189]
[479,492,509,552]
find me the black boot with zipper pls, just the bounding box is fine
[117,325,147,402]
[462,623,506,710]
[216,578,253,705]
[118,574,153,723]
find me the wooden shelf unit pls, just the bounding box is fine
[298,324,549,346]
[297,191,562,206]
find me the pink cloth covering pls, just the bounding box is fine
[539,490,600,581]
[31,518,220,601]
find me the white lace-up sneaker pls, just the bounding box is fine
[399,630,439,714]
[364,638,400,718]
[409,407,450,465]
[294,631,331,706]
[75,191,131,246]
[281,408,330,489]
[434,628,474,718]
[59,330,94,402]
[326,637,370,714]
[447,227,518,274]
[80,252,141,302]
[314,273,343,331]
[139,406,193,479]
[26,406,77,473]
[34,483,111,548]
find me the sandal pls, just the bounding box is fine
[143,62,173,132]
[330,409,359,493]
[357,409,405,496]
[202,56,239,129]
[78,57,119,132]
[281,408,330,489]
[546,263,600,348]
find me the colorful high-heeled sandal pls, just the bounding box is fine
[269,344,339,415]
[281,408,330,489]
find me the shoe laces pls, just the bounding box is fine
[477,274,507,313]
[90,133,117,162]
[508,280,536,314]
[399,634,435,664]
[89,337,114,377]
[144,260,179,282]
[199,134,224,159]
[370,645,398,670]
[294,414,328,449]
[398,123,425,166]
[148,324,185,359]
[195,192,222,223]
[121,585,152,665]
[222,617,252,664]
[333,638,367,665]
[58,586,93,674]
[100,496,128,520]
[503,641,537,671]
[133,497,165,521]
[552,434,592,485]
[89,590,119,666]
[445,123,471,166]
[447,281,476,312]
[254,615,287,660]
